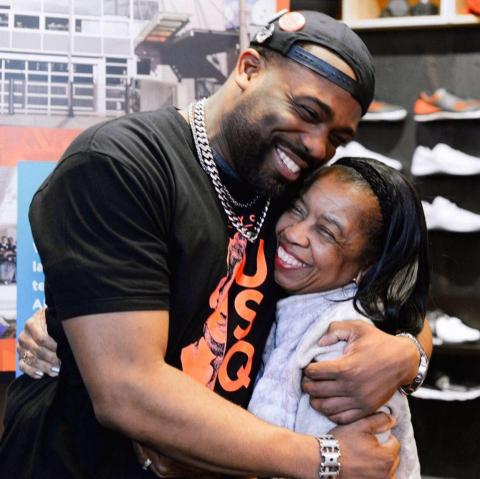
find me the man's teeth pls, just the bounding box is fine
[277,148,300,174]
[277,245,306,268]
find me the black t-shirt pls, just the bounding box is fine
[0,108,283,478]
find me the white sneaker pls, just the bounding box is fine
[411,143,480,176]
[330,141,403,170]
[422,196,480,232]
[435,315,480,343]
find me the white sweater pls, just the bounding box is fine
[248,285,421,479]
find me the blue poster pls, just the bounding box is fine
[16,161,56,375]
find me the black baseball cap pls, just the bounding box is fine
[250,10,375,115]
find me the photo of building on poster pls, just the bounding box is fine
[0,0,284,373]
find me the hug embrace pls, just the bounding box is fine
[0,10,431,479]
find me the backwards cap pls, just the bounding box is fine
[250,10,375,115]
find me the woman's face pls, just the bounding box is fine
[274,169,380,294]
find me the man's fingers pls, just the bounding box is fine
[303,358,349,381]
[383,434,401,453]
[302,377,348,398]
[388,453,401,478]
[363,412,397,434]
[328,408,366,425]
[309,396,356,417]
[318,320,354,346]
[317,320,368,347]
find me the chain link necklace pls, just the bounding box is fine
[191,99,260,209]
[188,98,271,243]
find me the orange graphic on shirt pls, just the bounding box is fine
[180,232,268,392]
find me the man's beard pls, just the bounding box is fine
[219,96,292,198]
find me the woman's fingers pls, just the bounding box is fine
[18,346,60,377]
[16,308,61,378]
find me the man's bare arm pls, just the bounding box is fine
[63,310,399,478]
[63,310,320,478]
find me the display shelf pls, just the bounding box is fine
[433,341,480,356]
[342,0,480,30]
[449,13,480,24]
[345,14,479,30]
[413,385,480,400]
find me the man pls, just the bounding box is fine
[2,11,431,479]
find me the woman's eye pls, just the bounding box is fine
[316,225,335,241]
[290,204,303,216]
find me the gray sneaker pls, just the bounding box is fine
[414,88,480,121]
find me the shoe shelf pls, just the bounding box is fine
[342,0,480,30]
[434,342,480,356]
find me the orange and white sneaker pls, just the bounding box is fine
[467,0,480,15]
[414,88,480,121]
[362,99,407,121]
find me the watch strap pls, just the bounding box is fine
[396,332,429,395]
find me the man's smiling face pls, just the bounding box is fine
[220,45,362,197]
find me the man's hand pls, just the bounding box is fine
[17,308,60,378]
[331,412,400,479]
[302,320,422,424]
[133,442,217,478]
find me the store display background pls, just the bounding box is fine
[355,26,480,478]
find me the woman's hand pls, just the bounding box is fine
[17,308,61,378]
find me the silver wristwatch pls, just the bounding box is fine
[396,332,429,395]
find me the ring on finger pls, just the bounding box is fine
[21,350,34,365]
[142,458,152,470]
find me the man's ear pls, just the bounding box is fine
[234,48,266,91]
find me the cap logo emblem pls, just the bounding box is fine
[278,11,306,32]
[254,23,274,44]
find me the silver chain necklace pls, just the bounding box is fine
[191,99,259,209]
[188,98,271,243]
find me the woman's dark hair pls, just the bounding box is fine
[300,157,430,335]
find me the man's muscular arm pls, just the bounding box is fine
[63,309,399,479]
[17,310,401,477]
[303,319,432,424]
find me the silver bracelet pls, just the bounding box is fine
[315,435,341,479]
[396,332,429,395]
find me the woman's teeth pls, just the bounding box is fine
[277,148,300,174]
[277,245,306,268]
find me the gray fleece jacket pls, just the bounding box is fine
[248,284,421,479]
